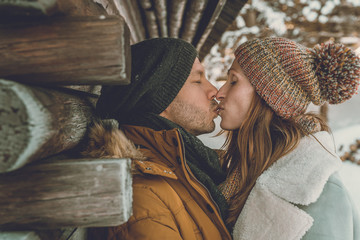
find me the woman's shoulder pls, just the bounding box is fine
[299,171,360,240]
[257,131,342,205]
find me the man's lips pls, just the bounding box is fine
[216,105,224,115]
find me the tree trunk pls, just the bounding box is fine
[0,79,95,173]
[0,15,131,85]
[0,158,132,229]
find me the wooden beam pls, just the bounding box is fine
[0,228,87,240]
[198,0,248,60]
[93,0,121,16]
[0,79,94,173]
[139,0,159,38]
[0,0,58,17]
[116,0,146,43]
[0,158,132,229]
[0,16,131,85]
[154,0,168,37]
[168,0,187,38]
[194,0,226,50]
[181,0,208,42]
[55,0,107,16]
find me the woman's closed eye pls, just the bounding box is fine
[230,76,238,85]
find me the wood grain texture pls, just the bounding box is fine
[0,228,87,240]
[181,0,208,42]
[0,158,132,229]
[0,15,131,85]
[116,0,145,43]
[0,0,58,16]
[0,79,94,172]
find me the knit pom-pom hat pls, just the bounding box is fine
[235,37,360,122]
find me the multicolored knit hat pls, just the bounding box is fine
[235,37,360,129]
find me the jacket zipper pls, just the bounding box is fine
[175,129,223,219]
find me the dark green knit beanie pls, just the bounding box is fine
[96,38,198,120]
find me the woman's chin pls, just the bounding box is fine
[220,122,231,131]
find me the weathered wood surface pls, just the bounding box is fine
[198,0,248,60]
[0,0,58,16]
[0,79,95,173]
[139,0,159,38]
[56,0,107,16]
[0,15,131,85]
[195,0,226,52]
[181,0,208,42]
[116,0,145,43]
[93,0,120,16]
[168,0,187,38]
[154,0,168,37]
[0,228,86,240]
[0,158,132,229]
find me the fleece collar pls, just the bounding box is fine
[258,131,341,205]
[233,131,342,240]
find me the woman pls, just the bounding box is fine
[216,37,360,240]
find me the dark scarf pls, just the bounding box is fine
[119,113,228,219]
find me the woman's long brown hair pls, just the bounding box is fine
[223,94,329,227]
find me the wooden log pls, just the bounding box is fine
[0,231,41,240]
[0,79,95,173]
[154,0,168,37]
[0,15,131,85]
[0,0,58,17]
[93,0,121,16]
[139,0,159,38]
[116,0,146,43]
[0,158,132,229]
[0,228,86,240]
[181,0,208,42]
[194,0,226,51]
[198,0,247,60]
[168,0,187,38]
[55,0,107,16]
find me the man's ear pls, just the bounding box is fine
[159,103,174,120]
[159,107,170,119]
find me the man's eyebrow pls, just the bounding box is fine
[190,70,203,75]
[227,68,235,75]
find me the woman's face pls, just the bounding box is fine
[216,60,255,130]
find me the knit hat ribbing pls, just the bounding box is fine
[235,37,360,120]
[96,38,197,120]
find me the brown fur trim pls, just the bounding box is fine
[81,119,146,175]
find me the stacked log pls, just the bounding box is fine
[0,1,132,239]
[117,0,248,59]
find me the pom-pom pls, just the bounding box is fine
[311,42,360,104]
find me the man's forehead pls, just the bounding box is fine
[190,59,204,74]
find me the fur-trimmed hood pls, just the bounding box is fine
[233,131,343,240]
[82,119,145,160]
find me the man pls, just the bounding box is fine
[85,38,231,239]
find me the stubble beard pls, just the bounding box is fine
[168,98,217,136]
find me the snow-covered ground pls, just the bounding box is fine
[198,93,360,211]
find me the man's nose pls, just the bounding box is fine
[206,81,218,100]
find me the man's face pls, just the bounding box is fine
[160,58,218,136]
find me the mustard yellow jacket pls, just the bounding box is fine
[85,122,231,240]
